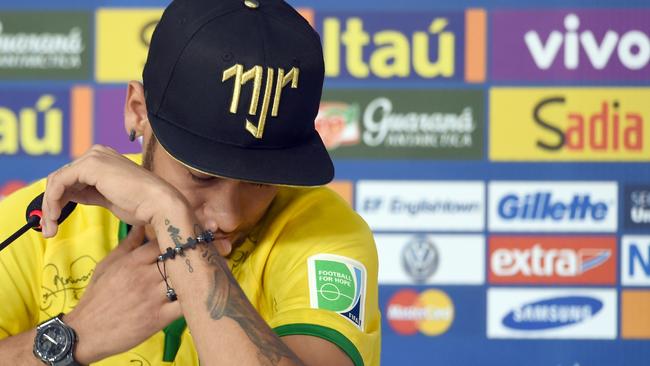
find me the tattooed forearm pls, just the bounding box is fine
[165,221,202,273]
[201,244,304,366]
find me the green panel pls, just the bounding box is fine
[318,89,484,159]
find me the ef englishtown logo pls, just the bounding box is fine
[308,254,367,330]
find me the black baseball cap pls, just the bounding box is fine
[142,0,333,186]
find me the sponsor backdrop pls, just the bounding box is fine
[0,0,649,365]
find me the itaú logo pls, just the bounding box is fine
[502,296,602,330]
[498,192,609,221]
[492,244,611,277]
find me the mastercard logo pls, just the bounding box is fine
[386,289,454,336]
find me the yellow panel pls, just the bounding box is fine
[96,8,164,83]
[490,88,650,161]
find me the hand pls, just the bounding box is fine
[41,145,187,238]
[63,226,182,364]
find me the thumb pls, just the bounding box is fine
[119,225,146,252]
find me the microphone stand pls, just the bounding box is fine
[0,215,40,253]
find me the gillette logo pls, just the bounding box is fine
[498,193,608,221]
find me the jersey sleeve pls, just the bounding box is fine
[262,188,381,366]
[0,180,47,338]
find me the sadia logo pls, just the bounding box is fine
[503,296,602,330]
[317,10,486,82]
[386,289,454,336]
[487,288,617,339]
[0,88,92,158]
[491,10,650,81]
[489,236,616,285]
[308,254,366,330]
[490,88,650,161]
[488,181,617,232]
[624,186,650,230]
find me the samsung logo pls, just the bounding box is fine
[502,296,602,330]
[498,193,608,221]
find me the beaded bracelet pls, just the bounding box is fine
[156,230,214,302]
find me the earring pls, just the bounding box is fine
[128,130,136,142]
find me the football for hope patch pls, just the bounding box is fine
[308,254,367,331]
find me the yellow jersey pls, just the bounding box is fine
[0,157,380,365]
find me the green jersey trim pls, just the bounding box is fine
[273,323,364,366]
[118,221,187,362]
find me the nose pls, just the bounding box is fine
[195,179,244,235]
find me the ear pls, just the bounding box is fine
[124,81,149,138]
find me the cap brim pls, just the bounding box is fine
[148,113,334,187]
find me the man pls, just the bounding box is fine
[0,0,380,365]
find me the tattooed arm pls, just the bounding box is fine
[154,209,305,366]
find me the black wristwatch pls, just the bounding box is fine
[33,314,81,366]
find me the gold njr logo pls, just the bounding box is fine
[222,64,299,139]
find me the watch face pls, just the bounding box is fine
[36,325,70,362]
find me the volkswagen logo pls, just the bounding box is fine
[401,235,439,283]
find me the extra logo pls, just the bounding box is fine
[386,289,454,336]
[487,288,617,339]
[0,88,92,158]
[489,236,616,285]
[490,88,650,161]
[624,186,650,231]
[317,89,484,159]
[401,236,439,284]
[376,234,485,285]
[357,180,485,231]
[491,10,650,81]
[308,254,366,330]
[316,10,486,82]
[621,236,650,286]
[488,181,617,232]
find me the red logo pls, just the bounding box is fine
[0,180,27,201]
[385,289,454,336]
[489,236,616,285]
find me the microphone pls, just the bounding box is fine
[0,193,77,253]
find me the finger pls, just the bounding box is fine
[42,164,86,237]
[120,225,147,252]
[159,300,183,324]
[131,240,163,265]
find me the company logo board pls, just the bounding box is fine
[308,254,366,330]
[487,288,617,339]
[490,88,650,161]
[95,8,315,83]
[316,10,486,82]
[0,12,91,80]
[491,10,650,81]
[621,290,650,339]
[96,8,163,82]
[317,89,483,159]
[0,88,92,158]
[377,234,484,285]
[488,181,617,232]
[95,88,141,154]
[621,236,650,286]
[386,289,454,336]
[357,180,484,231]
[489,236,616,285]
[624,186,650,231]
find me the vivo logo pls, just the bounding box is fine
[502,296,602,330]
[525,13,650,71]
[498,193,608,221]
